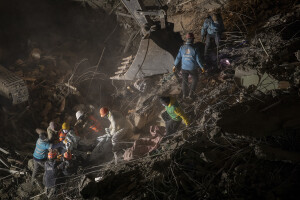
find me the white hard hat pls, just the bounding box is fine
[76,110,84,120]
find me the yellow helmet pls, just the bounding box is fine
[62,122,70,130]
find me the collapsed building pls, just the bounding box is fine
[0,0,299,199]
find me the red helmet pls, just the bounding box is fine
[186,33,195,39]
[64,151,72,160]
[99,107,109,117]
[48,150,57,160]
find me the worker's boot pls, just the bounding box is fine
[188,92,195,100]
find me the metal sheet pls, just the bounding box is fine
[111,38,174,80]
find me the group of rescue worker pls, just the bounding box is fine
[30,12,223,198]
[31,107,135,198]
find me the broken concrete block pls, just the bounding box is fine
[169,85,181,95]
[278,81,290,89]
[133,113,148,129]
[256,72,278,93]
[27,159,34,172]
[234,67,259,88]
[30,48,41,60]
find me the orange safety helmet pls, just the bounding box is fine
[48,150,57,160]
[99,107,109,117]
[186,33,195,39]
[64,151,72,160]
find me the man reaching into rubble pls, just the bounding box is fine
[74,110,102,139]
[99,107,134,163]
[31,132,64,185]
[60,122,80,152]
[159,96,190,135]
[173,33,205,99]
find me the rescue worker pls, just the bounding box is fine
[43,150,62,198]
[60,122,80,152]
[173,33,205,99]
[99,107,134,163]
[58,122,70,142]
[47,121,58,143]
[201,13,224,57]
[31,132,64,184]
[60,151,75,176]
[159,96,190,135]
[74,110,102,139]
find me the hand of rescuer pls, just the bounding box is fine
[172,66,177,73]
[105,128,111,136]
[201,67,205,74]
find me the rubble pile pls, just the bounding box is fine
[0,0,299,199]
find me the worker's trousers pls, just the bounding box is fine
[31,159,45,183]
[45,187,56,198]
[111,128,133,152]
[182,69,198,97]
[162,111,182,135]
[204,34,220,56]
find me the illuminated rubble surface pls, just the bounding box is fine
[0,0,299,199]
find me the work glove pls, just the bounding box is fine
[201,68,205,74]
[172,66,177,73]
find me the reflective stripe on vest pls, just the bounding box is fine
[88,115,102,132]
[59,130,67,141]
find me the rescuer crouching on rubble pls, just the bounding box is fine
[43,150,63,198]
[59,122,80,152]
[31,132,65,185]
[99,107,134,163]
[60,150,75,176]
[173,33,205,99]
[74,110,102,139]
[159,96,190,135]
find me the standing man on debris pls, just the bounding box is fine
[99,107,134,163]
[159,96,190,135]
[31,132,64,184]
[173,33,205,99]
[201,13,224,58]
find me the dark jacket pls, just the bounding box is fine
[43,160,63,188]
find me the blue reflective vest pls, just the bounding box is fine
[33,139,51,160]
[174,43,203,71]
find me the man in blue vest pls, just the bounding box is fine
[31,132,64,184]
[173,33,205,99]
[201,13,224,57]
